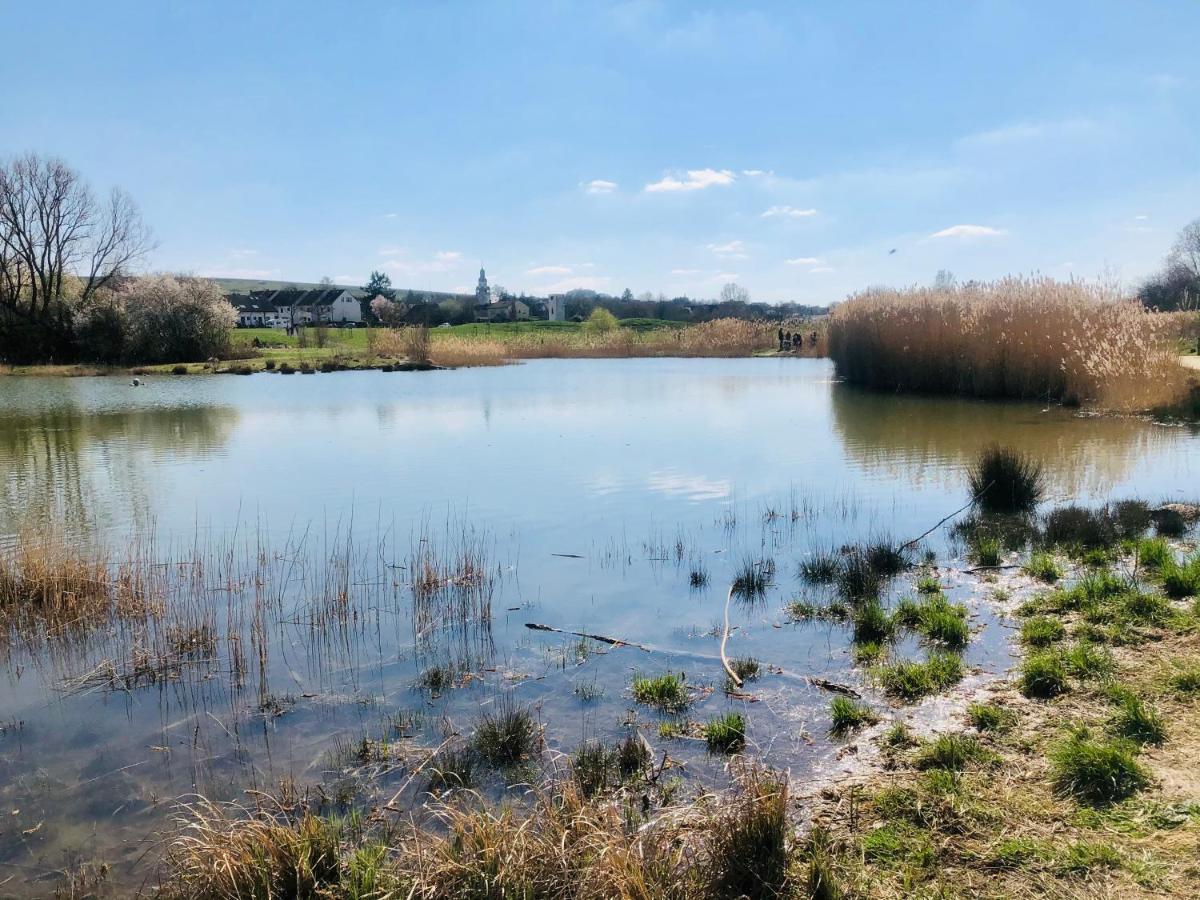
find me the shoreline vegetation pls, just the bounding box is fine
[0,317,815,377]
[5,448,1200,897]
[827,276,1199,415]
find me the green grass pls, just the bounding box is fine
[860,822,936,869]
[1020,650,1069,698]
[970,535,1003,567]
[799,550,840,584]
[1108,690,1166,746]
[1161,553,1200,599]
[914,574,942,594]
[1061,641,1115,679]
[1049,728,1150,805]
[426,746,478,793]
[914,733,994,771]
[1020,616,1065,648]
[731,556,774,600]
[966,703,1015,732]
[571,741,617,797]
[893,593,970,648]
[472,700,539,766]
[1055,840,1123,876]
[829,696,879,735]
[1168,666,1200,695]
[631,672,690,712]
[874,651,965,701]
[1132,537,1173,572]
[970,445,1045,513]
[851,600,895,645]
[703,712,747,753]
[879,721,919,749]
[724,657,761,691]
[1022,551,1063,583]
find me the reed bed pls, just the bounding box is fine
[422,318,777,367]
[827,277,1188,410]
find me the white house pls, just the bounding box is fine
[229,288,363,328]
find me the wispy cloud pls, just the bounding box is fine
[383,250,466,274]
[763,205,817,219]
[742,169,773,177]
[670,268,704,276]
[382,212,398,219]
[645,168,735,193]
[955,117,1099,151]
[930,224,1007,239]
[582,179,617,194]
[785,256,823,266]
[809,266,834,273]
[229,248,259,260]
[545,275,612,292]
[707,239,747,259]
[526,265,573,276]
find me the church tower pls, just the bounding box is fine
[475,266,491,305]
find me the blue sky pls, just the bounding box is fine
[3,1,1198,303]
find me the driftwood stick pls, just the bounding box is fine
[898,491,984,553]
[524,622,651,652]
[805,677,861,698]
[719,584,742,688]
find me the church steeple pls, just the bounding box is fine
[475,265,491,305]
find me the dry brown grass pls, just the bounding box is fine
[0,531,154,632]
[828,277,1188,410]
[424,318,778,367]
[157,767,792,899]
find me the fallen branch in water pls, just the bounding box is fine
[805,677,862,698]
[961,564,1022,574]
[524,622,650,651]
[898,491,983,553]
[719,584,741,688]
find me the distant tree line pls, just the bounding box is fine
[0,153,236,365]
[1139,218,1200,311]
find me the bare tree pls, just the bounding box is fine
[0,153,152,329]
[719,282,751,305]
[1169,218,1200,280]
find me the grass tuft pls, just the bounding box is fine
[829,696,879,735]
[703,712,747,753]
[1021,650,1069,698]
[969,445,1045,513]
[472,699,539,767]
[914,733,994,771]
[1022,551,1063,583]
[1049,728,1150,805]
[1020,616,1065,648]
[631,672,690,712]
[967,703,1014,732]
[874,651,965,701]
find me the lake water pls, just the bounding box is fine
[1,358,1197,894]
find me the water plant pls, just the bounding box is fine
[472,699,539,766]
[1161,552,1200,599]
[851,600,895,645]
[969,445,1045,513]
[1049,728,1149,805]
[703,712,746,753]
[1022,551,1063,583]
[706,769,790,900]
[426,745,478,793]
[829,696,879,735]
[970,534,1003,567]
[614,733,651,778]
[571,740,617,797]
[631,672,690,712]
[799,550,840,584]
[732,556,775,601]
[874,651,965,701]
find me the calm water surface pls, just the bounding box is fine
[0,358,1197,894]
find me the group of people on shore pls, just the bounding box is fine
[778,328,818,352]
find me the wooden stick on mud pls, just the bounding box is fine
[524,622,651,651]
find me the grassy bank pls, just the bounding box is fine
[0,318,787,377]
[827,277,1191,411]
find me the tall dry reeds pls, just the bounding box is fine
[827,277,1188,410]
[424,318,777,367]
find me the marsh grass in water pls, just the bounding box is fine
[967,703,1015,732]
[472,699,539,767]
[969,445,1045,513]
[703,712,746,753]
[731,556,775,601]
[829,696,879,735]
[874,651,965,701]
[631,671,690,712]
[893,592,970,648]
[1023,551,1063,583]
[1020,616,1065,648]
[914,733,995,771]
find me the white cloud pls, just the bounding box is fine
[712,271,740,281]
[335,274,361,283]
[229,248,259,260]
[785,256,823,266]
[707,239,747,258]
[379,246,404,256]
[201,267,281,279]
[955,117,1099,151]
[545,275,612,292]
[583,179,617,194]
[382,212,398,219]
[763,205,817,219]
[742,169,773,177]
[383,250,467,274]
[1134,214,1148,221]
[930,224,1007,239]
[809,266,835,274]
[645,168,735,192]
[527,265,573,276]
[670,268,704,276]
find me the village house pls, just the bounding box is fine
[228,288,363,328]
